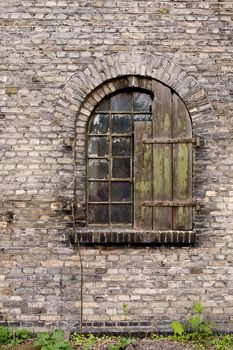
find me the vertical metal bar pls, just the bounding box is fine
[131,93,134,225]
[171,92,174,230]
[109,98,112,225]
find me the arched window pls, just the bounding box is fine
[86,81,193,231]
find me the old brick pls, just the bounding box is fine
[40,260,63,268]
[0,288,14,296]
[190,267,203,274]
[5,87,17,94]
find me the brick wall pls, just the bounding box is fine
[0,0,233,333]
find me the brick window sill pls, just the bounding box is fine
[70,227,195,246]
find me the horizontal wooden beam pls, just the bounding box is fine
[142,137,200,145]
[143,200,200,209]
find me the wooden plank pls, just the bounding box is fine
[134,121,153,229]
[152,81,172,229]
[143,200,197,207]
[142,137,196,144]
[172,93,192,230]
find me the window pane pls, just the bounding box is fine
[111,93,131,112]
[88,204,109,224]
[112,114,132,134]
[111,204,131,224]
[112,137,131,156]
[89,182,109,202]
[88,137,109,157]
[88,159,109,179]
[134,92,152,112]
[134,114,152,122]
[95,99,110,112]
[112,158,131,178]
[89,114,109,134]
[111,182,131,201]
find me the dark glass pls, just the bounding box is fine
[112,158,131,178]
[88,137,108,157]
[95,99,110,112]
[88,159,109,179]
[112,137,131,156]
[111,182,131,201]
[88,204,109,224]
[134,92,152,112]
[111,93,131,112]
[88,182,109,202]
[89,114,109,134]
[112,114,132,134]
[133,114,152,122]
[111,204,131,224]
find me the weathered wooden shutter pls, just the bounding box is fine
[152,81,173,229]
[172,93,192,230]
[134,122,153,229]
[134,81,193,230]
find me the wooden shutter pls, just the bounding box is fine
[152,81,173,229]
[134,82,193,230]
[134,122,153,229]
[172,94,192,230]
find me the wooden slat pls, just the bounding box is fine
[152,81,172,229]
[142,137,196,144]
[172,93,192,230]
[134,121,153,229]
[143,200,197,207]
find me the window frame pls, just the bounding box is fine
[72,76,196,246]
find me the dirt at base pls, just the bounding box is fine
[127,339,193,350]
[7,345,40,350]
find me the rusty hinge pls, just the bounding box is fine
[143,200,201,209]
[142,137,201,146]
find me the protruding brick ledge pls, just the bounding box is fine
[70,228,195,246]
[80,321,157,337]
[71,320,233,337]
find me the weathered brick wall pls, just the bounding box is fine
[0,0,233,333]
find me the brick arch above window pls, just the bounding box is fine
[55,52,213,126]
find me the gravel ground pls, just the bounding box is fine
[127,339,194,350]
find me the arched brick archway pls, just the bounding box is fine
[55,51,212,127]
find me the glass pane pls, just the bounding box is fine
[111,182,131,201]
[134,92,152,112]
[88,182,109,202]
[88,159,109,179]
[111,204,131,224]
[88,204,109,224]
[112,158,131,178]
[112,137,131,156]
[111,93,131,112]
[89,114,109,134]
[112,114,132,134]
[95,99,110,112]
[133,114,152,122]
[88,137,108,157]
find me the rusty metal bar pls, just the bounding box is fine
[143,200,200,209]
[88,201,132,204]
[142,137,200,145]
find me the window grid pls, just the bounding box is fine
[87,91,152,226]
